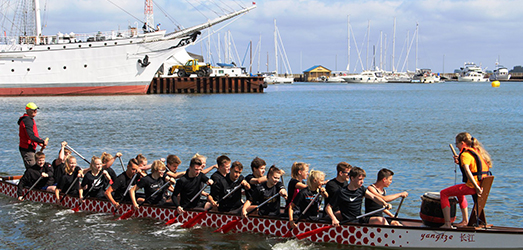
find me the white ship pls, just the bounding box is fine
[411,69,440,83]
[457,62,489,82]
[0,1,255,96]
[489,62,511,81]
[341,70,388,83]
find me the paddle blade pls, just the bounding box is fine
[296,225,333,240]
[165,214,179,226]
[118,209,135,220]
[181,211,207,229]
[282,228,293,238]
[72,206,80,213]
[215,218,241,233]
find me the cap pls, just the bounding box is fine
[25,102,39,110]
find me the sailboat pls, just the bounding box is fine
[0,1,256,96]
[264,19,293,84]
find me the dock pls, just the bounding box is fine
[147,76,266,94]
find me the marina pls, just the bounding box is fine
[1,82,523,249]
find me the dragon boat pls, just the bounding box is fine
[2,175,523,248]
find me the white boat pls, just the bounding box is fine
[0,1,256,96]
[489,63,511,81]
[211,63,248,77]
[263,73,294,84]
[342,70,388,83]
[385,71,412,83]
[457,62,489,82]
[412,69,440,83]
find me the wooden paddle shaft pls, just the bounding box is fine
[449,144,458,157]
[65,145,90,164]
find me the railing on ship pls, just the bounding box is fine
[2,27,141,46]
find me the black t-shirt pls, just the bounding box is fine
[329,185,366,222]
[324,178,347,211]
[81,171,110,199]
[286,178,304,207]
[17,162,54,197]
[57,167,81,196]
[248,181,284,216]
[105,167,117,183]
[111,172,139,202]
[136,174,168,204]
[292,188,320,219]
[209,171,227,201]
[171,172,209,209]
[52,159,65,185]
[217,174,246,212]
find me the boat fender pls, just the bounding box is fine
[138,55,150,67]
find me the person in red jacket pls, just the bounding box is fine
[18,102,48,169]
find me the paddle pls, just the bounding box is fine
[72,171,106,212]
[296,206,387,240]
[20,175,43,201]
[113,173,139,215]
[450,144,458,185]
[215,192,281,233]
[394,196,405,218]
[59,174,80,203]
[283,191,321,237]
[181,183,243,228]
[118,180,172,220]
[65,145,90,164]
[39,138,49,152]
[118,155,125,172]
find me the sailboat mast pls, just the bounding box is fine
[274,19,278,75]
[34,0,42,44]
[347,15,350,72]
[366,20,370,71]
[415,22,419,70]
[392,17,396,72]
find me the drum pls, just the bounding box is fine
[419,192,458,227]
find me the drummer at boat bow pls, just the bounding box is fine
[326,167,392,226]
[440,132,492,229]
[105,158,141,209]
[17,152,55,200]
[18,102,48,169]
[171,158,214,214]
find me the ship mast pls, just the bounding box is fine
[145,0,154,32]
[34,0,42,44]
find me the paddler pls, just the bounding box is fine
[440,132,492,229]
[325,167,392,226]
[244,157,267,201]
[105,158,141,210]
[17,152,55,200]
[130,160,174,208]
[241,165,287,218]
[205,160,250,213]
[51,141,71,188]
[203,155,232,210]
[55,155,83,202]
[366,168,408,226]
[18,102,48,169]
[80,156,112,199]
[324,162,352,219]
[288,170,327,228]
[171,157,214,214]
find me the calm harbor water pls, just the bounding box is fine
[1,82,523,249]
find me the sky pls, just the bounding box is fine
[2,0,523,74]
